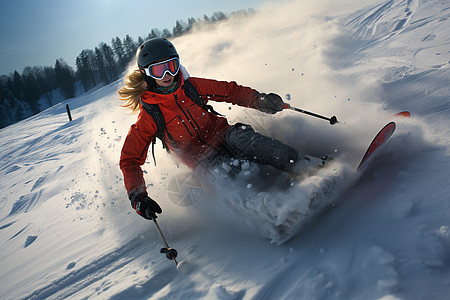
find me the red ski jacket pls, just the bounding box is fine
[119,73,260,196]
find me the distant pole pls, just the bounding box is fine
[66,104,72,121]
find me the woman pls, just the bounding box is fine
[119,38,323,220]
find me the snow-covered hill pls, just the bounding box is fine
[1,0,449,299]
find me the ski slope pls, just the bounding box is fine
[1,0,449,299]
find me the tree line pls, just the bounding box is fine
[0,10,254,129]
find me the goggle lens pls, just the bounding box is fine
[144,58,180,79]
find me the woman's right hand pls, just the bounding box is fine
[130,193,162,220]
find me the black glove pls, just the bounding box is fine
[257,93,284,114]
[130,193,162,220]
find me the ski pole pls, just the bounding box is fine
[150,212,178,266]
[283,103,339,125]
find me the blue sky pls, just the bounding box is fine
[0,0,271,76]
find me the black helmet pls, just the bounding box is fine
[137,38,179,68]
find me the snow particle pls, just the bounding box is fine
[66,262,76,270]
[439,226,449,236]
[241,162,250,170]
[24,236,38,248]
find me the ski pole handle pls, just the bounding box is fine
[283,103,339,125]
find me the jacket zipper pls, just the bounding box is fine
[186,107,202,135]
[177,116,194,137]
[173,94,217,150]
[174,94,201,136]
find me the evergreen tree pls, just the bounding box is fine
[187,17,196,33]
[23,67,42,96]
[0,99,7,128]
[33,67,52,107]
[22,73,40,114]
[6,89,24,121]
[112,37,127,69]
[6,77,15,109]
[123,35,137,61]
[55,59,75,98]
[211,12,227,22]
[40,66,57,106]
[0,77,7,102]
[12,71,24,100]
[95,47,109,84]
[161,28,172,38]
[173,20,185,37]
[147,29,161,40]
[14,101,25,121]
[0,79,8,128]
[76,56,88,90]
[101,43,119,81]
[41,66,57,92]
[76,49,97,91]
[137,36,145,46]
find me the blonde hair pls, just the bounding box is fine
[118,68,146,113]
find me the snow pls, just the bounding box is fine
[1,0,449,299]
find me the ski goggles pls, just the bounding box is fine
[142,57,180,80]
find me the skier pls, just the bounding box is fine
[119,38,325,220]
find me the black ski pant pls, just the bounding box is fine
[218,123,299,173]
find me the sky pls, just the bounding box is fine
[0,0,272,76]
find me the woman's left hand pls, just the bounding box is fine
[257,93,284,114]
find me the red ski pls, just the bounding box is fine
[357,122,396,169]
